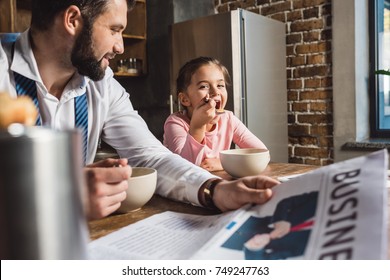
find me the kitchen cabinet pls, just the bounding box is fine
[0,0,31,33]
[0,0,147,76]
[112,0,148,77]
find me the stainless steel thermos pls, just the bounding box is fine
[0,125,88,259]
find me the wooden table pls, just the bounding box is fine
[88,162,390,258]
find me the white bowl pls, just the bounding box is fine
[117,167,157,213]
[220,148,270,178]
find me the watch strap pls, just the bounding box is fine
[201,178,223,211]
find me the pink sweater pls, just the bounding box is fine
[163,110,267,165]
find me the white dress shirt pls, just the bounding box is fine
[0,30,217,206]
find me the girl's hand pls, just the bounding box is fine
[200,158,223,171]
[191,96,216,127]
[189,97,220,143]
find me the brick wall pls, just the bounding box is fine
[214,0,333,166]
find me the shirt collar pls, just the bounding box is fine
[11,30,90,98]
[11,29,41,83]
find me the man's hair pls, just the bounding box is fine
[31,0,136,31]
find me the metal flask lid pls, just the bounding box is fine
[0,124,89,259]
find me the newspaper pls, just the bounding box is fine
[88,149,388,260]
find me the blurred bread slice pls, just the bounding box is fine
[0,93,38,128]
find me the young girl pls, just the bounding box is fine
[163,57,268,171]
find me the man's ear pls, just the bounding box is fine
[63,5,83,35]
[178,92,191,107]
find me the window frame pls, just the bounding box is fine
[369,0,390,137]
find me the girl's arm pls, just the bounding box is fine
[163,113,206,165]
[231,114,268,149]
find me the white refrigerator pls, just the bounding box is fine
[170,9,288,162]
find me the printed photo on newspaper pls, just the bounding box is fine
[88,149,388,260]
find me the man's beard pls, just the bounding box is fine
[71,21,106,81]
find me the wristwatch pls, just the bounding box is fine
[200,178,223,211]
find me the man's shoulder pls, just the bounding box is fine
[0,38,13,67]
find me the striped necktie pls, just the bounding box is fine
[74,94,88,163]
[14,72,42,126]
[14,72,89,163]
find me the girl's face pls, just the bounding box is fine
[181,64,228,112]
